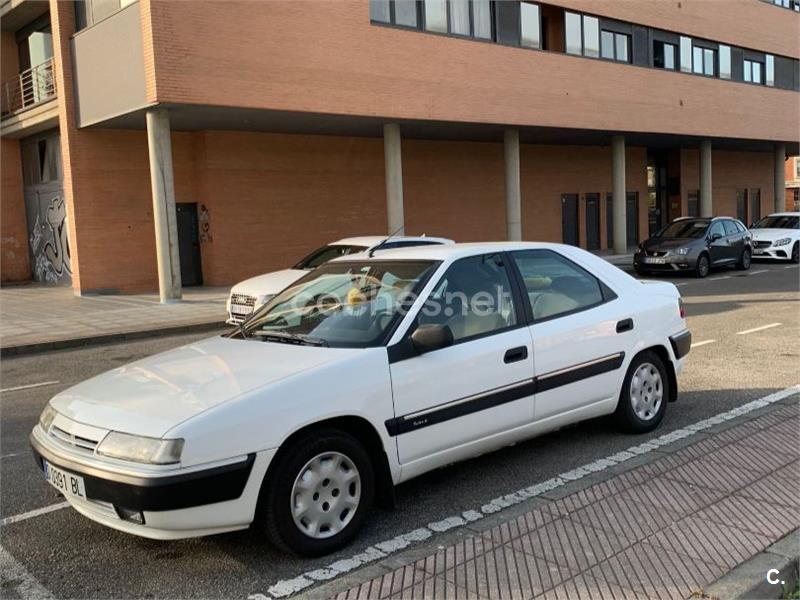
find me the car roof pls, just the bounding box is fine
[765,212,800,217]
[332,241,577,262]
[331,235,454,247]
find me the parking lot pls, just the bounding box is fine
[1,259,798,599]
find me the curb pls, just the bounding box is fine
[701,529,800,600]
[0,321,229,358]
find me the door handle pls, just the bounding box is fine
[616,318,634,333]
[504,346,528,364]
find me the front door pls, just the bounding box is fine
[509,249,634,420]
[707,221,729,265]
[585,193,600,250]
[388,254,533,465]
[176,203,203,286]
[561,194,579,246]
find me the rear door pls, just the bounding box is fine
[723,219,744,262]
[509,249,635,420]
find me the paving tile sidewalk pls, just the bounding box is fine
[327,399,800,600]
[0,284,230,353]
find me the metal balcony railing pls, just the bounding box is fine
[1,58,57,119]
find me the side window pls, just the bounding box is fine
[417,254,517,342]
[723,220,739,236]
[381,240,441,249]
[709,222,725,239]
[735,221,747,234]
[511,250,606,321]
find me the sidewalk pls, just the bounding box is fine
[0,284,229,355]
[317,397,800,600]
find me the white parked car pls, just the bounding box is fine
[31,242,690,556]
[750,212,800,263]
[226,235,454,323]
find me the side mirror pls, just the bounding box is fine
[411,324,454,354]
[710,232,722,242]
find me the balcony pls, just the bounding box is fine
[1,57,56,119]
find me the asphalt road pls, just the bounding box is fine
[1,259,798,599]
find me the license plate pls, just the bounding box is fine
[43,460,86,499]
[231,305,253,316]
[643,257,666,264]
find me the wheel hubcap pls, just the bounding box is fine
[291,452,361,539]
[630,362,663,421]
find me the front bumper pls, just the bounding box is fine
[752,245,792,260]
[30,427,274,539]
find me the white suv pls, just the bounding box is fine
[750,212,800,263]
[226,236,454,323]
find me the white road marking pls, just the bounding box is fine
[0,544,55,599]
[0,381,60,394]
[736,322,781,336]
[708,276,731,281]
[748,270,768,275]
[258,385,800,598]
[787,265,798,269]
[1,452,28,459]
[0,502,70,527]
[690,340,717,348]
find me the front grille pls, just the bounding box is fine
[230,293,256,307]
[646,250,668,257]
[49,425,100,454]
[753,240,772,249]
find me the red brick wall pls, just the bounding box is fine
[1,139,30,283]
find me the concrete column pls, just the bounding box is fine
[699,140,713,217]
[611,135,627,255]
[146,108,182,302]
[504,130,522,241]
[774,143,786,213]
[383,123,405,235]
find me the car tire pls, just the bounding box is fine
[614,350,669,434]
[256,429,375,557]
[695,253,710,278]
[792,242,799,264]
[737,248,752,270]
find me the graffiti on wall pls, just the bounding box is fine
[199,203,212,243]
[29,195,72,284]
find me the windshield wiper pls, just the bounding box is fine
[252,330,328,347]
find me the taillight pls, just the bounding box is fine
[678,297,685,319]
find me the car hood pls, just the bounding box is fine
[49,336,359,438]
[642,237,698,251]
[230,269,307,297]
[751,228,797,241]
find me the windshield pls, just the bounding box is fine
[753,215,799,230]
[293,244,368,270]
[656,219,710,239]
[242,260,437,347]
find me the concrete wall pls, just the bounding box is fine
[141,0,798,143]
[71,2,148,127]
[1,138,30,282]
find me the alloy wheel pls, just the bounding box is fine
[629,362,663,421]
[290,452,361,539]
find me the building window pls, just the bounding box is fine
[395,0,419,27]
[472,0,492,39]
[653,41,676,70]
[565,11,582,55]
[692,45,715,76]
[520,2,541,49]
[743,59,765,84]
[765,54,775,86]
[679,36,692,73]
[687,190,699,217]
[796,158,800,178]
[600,30,629,62]
[425,0,448,32]
[582,16,599,58]
[719,45,731,79]
[372,1,494,40]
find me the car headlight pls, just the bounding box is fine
[773,238,791,247]
[39,404,57,433]
[675,247,690,255]
[96,432,184,465]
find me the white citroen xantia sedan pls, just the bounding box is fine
[31,242,691,556]
[226,235,453,323]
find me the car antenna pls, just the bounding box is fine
[368,225,404,257]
